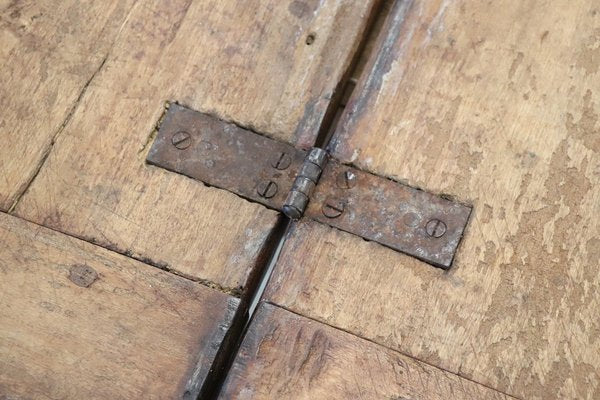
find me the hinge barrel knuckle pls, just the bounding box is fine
[292,176,316,194]
[283,148,327,219]
[282,191,309,219]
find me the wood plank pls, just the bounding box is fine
[219,302,514,400]
[267,1,600,399]
[12,0,378,291]
[0,211,238,399]
[0,0,137,211]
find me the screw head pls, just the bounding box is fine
[322,198,345,218]
[425,219,447,238]
[336,170,357,189]
[171,131,191,149]
[271,152,292,170]
[257,180,278,198]
[68,264,98,288]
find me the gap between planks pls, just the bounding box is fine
[202,1,405,398]
[1,0,505,398]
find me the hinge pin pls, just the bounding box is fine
[282,148,327,219]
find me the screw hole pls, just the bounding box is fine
[305,33,316,45]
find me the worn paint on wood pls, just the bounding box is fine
[0,0,137,211]
[0,212,238,399]
[267,1,600,399]
[12,0,378,291]
[219,302,514,400]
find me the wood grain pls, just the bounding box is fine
[267,1,600,399]
[0,0,137,211]
[219,302,514,400]
[12,0,378,290]
[0,211,238,399]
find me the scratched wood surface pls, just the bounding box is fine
[219,302,513,400]
[0,212,238,399]
[266,0,600,399]
[12,0,378,291]
[0,0,137,211]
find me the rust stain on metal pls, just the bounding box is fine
[305,160,472,269]
[68,264,98,288]
[147,104,471,269]
[147,104,305,211]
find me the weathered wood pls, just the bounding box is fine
[0,0,137,211]
[219,302,514,400]
[267,1,600,398]
[12,0,378,290]
[0,212,238,399]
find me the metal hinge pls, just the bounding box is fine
[147,104,471,269]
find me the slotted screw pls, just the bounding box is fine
[171,131,191,149]
[257,180,278,198]
[271,152,292,170]
[425,219,447,238]
[322,198,345,218]
[336,170,357,189]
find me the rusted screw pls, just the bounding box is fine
[336,170,357,189]
[68,264,98,288]
[271,152,292,170]
[322,198,345,218]
[425,219,447,238]
[171,131,191,149]
[257,180,278,198]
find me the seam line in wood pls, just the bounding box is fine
[8,56,108,214]
[7,0,141,214]
[2,210,240,295]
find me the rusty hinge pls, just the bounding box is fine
[147,104,471,269]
